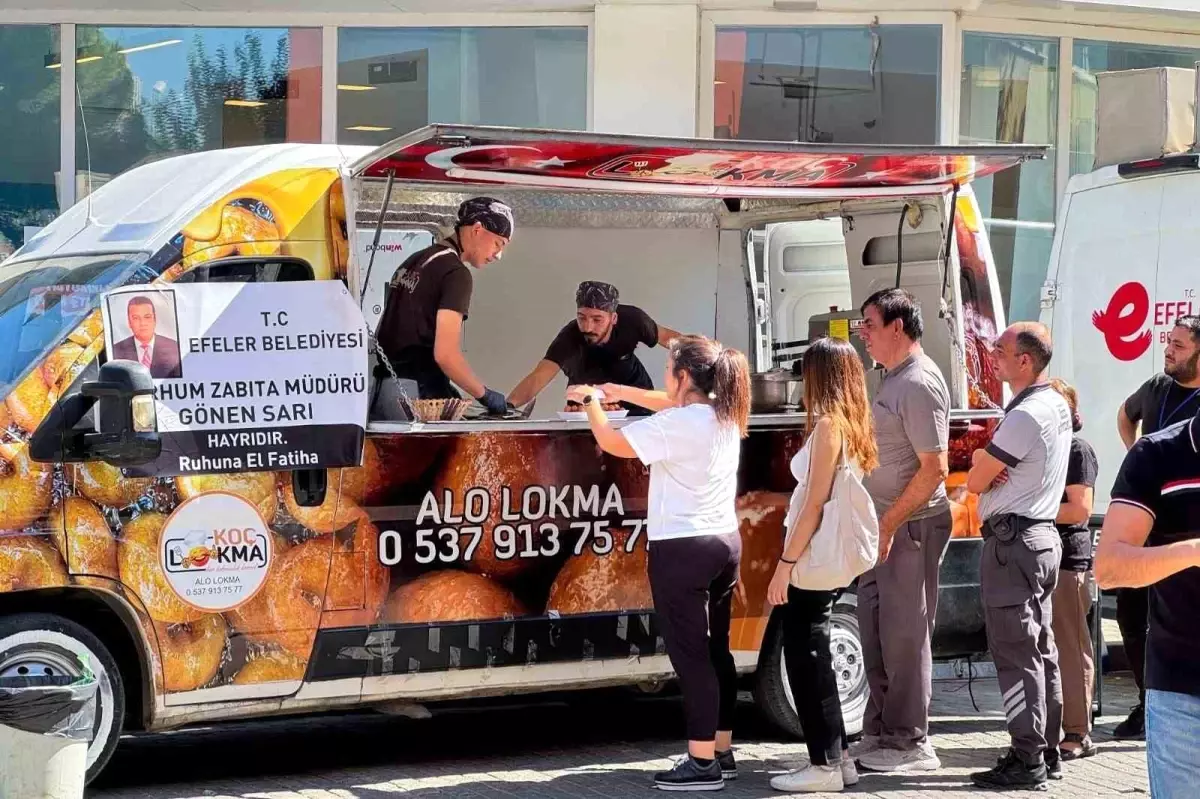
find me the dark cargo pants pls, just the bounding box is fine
[858,510,953,749]
[981,519,1063,762]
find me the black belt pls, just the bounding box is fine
[981,513,1055,544]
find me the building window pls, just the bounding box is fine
[960,33,1059,324]
[337,27,588,146]
[74,26,322,197]
[714,26,942,144]
[0,25,60,257]
[1071,39,1200,176]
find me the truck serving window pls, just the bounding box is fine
[0,253,152,395]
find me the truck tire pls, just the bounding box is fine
[0,613,125,785]
[754,597,869,740]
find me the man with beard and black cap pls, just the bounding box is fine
[508,281,681,416]
[373,197,513,418]
[1110,314,1200,740]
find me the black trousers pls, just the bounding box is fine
[782,586,847,766]
[1116,586,1148,704]
[648,532,741,742]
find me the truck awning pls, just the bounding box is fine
[349,125,1046,199]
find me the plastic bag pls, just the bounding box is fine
[0,671,98,740]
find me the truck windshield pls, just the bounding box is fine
[0,252,154,395]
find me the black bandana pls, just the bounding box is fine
[457,197,514,239]
[576,281,619,313]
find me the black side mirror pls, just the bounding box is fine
[80,360,161,466]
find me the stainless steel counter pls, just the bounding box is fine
[364,408,1002,435]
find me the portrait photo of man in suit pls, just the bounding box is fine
[111,294,182,380]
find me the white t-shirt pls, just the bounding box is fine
[622,403,740,541]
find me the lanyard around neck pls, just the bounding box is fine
[1159,384,1200,430]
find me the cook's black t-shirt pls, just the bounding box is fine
[1055,436,1099,572]
[1109,415,1200,698]
[545,304,659,391]
[1124,373,1200,437]
[376,239,473,366]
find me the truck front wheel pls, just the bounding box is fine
[0,613,125,785]
[754,598,869,740]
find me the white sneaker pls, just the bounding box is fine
[770,764,843,793]
[857,741,941,773]
[848,735,881,760]
[841,758,859,787]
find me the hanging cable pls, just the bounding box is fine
[894,203,910,289]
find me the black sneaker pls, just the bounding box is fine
[654,756,724,792]
[971,749,1048,791]
[716,749,737,780]
[1113,703,1145,741]
[1044,748,1063,781]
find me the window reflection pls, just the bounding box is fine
[0,25,60,258]
[74,26,322,196]
[714,26,941,144]
[337,27,588,146]
[960,33,1059,323]
[1071,40,1200,176]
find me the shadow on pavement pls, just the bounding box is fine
[92,691,781,792]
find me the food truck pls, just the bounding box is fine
[0,126,1042,782]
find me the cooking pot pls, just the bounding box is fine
[751,368,802,413]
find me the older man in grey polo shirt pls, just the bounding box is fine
[967,322,1071,791]
[853,289,952,774]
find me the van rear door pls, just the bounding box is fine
[1043,174,1165,512]
[765,219,852,353]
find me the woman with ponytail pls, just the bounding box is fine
[767,337,878,793]
[568,335,751,792]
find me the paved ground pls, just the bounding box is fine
[91,670,1147,799]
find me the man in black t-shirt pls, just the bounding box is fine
[373,198,514,417]
[1095,406,1200,799]
[508,281,681,415]
[1110,315,1200,739]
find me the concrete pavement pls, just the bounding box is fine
[92,673,1147,799]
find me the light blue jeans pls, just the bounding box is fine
[1146,689,1200,799]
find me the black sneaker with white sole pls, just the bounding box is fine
[716,749,737,780]
[654,756,724,792]
[970,749,1048,791]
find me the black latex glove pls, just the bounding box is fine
[479,387,508,415]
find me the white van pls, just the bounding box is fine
[1040,153,1200,512]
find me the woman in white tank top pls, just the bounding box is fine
[767,337,878,794]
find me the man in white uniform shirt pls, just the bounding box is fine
[966,322,1072,790]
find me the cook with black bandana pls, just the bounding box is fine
[373,197,513,416]
[508,281,682,416]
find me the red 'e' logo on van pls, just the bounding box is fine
[1092,282,1153,362]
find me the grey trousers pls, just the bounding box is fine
[980,522,1064,761]
[858,510,953,750]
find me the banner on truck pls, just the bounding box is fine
[102,281,369,477]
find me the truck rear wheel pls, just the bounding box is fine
[0,613,125,785]
[754,598,868,740]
